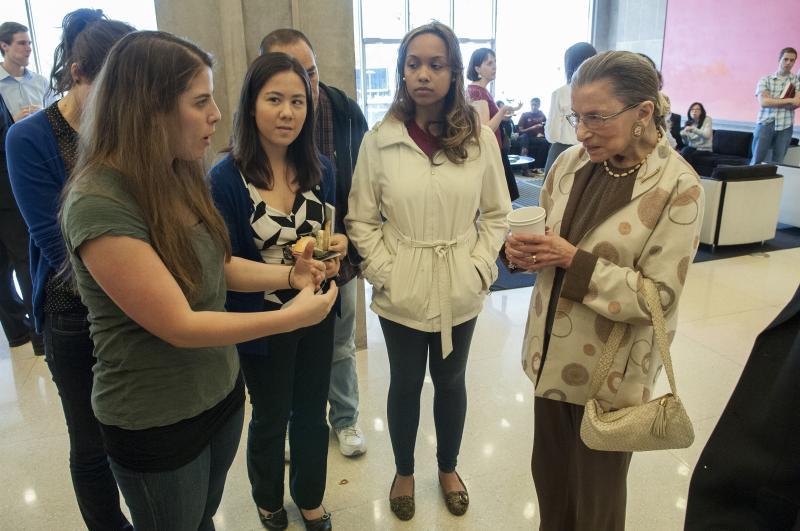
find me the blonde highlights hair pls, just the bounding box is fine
[65,31,231,301]
[571,50,666,131]
[388,22,480,164]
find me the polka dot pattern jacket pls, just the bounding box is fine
[523,133,704,409]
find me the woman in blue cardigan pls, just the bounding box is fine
[6,11,135,530]
[209,53,344,531]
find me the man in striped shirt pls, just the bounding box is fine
[751,47,800,164]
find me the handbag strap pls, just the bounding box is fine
[586,277,680,399]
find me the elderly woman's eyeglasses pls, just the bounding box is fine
[565,102,640,130]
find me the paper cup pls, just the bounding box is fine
[507,206,546,236]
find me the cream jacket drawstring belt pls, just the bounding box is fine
[386,224,474,357]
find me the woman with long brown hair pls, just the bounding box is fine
[59,31,336,530]
[346,22,510,521]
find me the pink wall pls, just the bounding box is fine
[661,0,800,123]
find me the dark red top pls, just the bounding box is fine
[467,83,502,146]
[405,119,440,159]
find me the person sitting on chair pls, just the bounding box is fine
[517,97,549,174]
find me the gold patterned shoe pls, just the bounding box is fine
[389,474,415,521]
[439,471,469,516]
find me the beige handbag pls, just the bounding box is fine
[580,278,695,452]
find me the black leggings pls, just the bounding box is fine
[379,317,477,475]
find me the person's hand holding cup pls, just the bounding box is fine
[504,206,546,273]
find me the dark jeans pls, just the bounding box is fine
[239,310,335,512]
[109,405,244,531]
[379,317,477,475]
[520,134,550,169]
[0,207,34,343]
[43,311,132,531]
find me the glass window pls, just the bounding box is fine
[28,1,158,82]
[494,0,592,118]
[3,2,30,29]
[453,0,493,39]
[361,0,405,38]
[409,0,450,29]
[360,42,401,126]
[353,0,592,127]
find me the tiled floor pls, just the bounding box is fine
[2,248,799,530]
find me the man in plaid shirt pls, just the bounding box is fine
[751,47,800,164]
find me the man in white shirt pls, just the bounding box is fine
[0,22,49,122]
[751,47,800,164]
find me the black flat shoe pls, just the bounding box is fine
[389,474,415,521]
[439,470,469,516]
[257,507,288,530]
[301,507,332,531]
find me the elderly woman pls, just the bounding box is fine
[505,51,704,530]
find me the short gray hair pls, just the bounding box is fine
[571,50,665,131]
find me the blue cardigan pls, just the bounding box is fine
[6,109,69,332]
[208,152,336,356]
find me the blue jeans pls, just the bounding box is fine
[109,405,244,531]
[328,278,359,429]
[751,121,794,164]
[43,311,132,531]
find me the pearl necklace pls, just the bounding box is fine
[602,158,645,178]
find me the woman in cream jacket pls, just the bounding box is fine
[505,51,703,530]
[346,22,510,521]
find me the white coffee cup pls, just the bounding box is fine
[507,206,546,236]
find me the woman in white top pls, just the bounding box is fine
[543,42,597,175]
[681,102,713,151]
[346,21,510,522]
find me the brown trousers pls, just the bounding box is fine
[532,397,632,531]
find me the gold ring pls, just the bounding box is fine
[532,254,537,264]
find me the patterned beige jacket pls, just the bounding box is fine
[523,133,704,409]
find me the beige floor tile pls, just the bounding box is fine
[2,248,798,530]
[679,305,784,366]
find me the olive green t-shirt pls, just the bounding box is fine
[61,169,238,430]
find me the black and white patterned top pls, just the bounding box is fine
[242,173,333,309]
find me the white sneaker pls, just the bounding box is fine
[335,425,366,457]
[284,432,290,463]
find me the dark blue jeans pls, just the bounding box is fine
[379,317,477,476]
[109,405,244,531]
[43,311,132,531]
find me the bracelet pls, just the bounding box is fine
[288,264,296,289]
